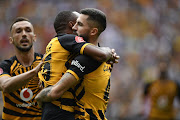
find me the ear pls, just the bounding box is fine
[90,28,98,36]
[69,21,75,29]
[33,34,36,42]
[9,37,13,44]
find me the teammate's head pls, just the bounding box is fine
[54,11,80,34]
[73,8,106,41]
[9,17,36,52]
[158,60,169,80]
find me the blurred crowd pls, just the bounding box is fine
[1,0,180,119]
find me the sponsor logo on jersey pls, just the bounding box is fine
[71,60,85,72]
[0,68,3,74]
[75,36,85,43]
[20,88,33,102]
[16,102,35,107]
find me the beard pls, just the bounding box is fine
[15,44,33,52]
[79,34,89,42]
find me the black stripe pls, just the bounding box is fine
[21,68,24,73]
[3,107,41,117]
[32,88,41,94]
[74,79,83,92]
[67,88,76,98]
[12,72,16,76]
[56,98,76,106]
[86,109,98,120]
[9,92,25,103]
[76,87,85,101]
[74,110,84,115]
[103,79,110,101]
[98,110,104,120]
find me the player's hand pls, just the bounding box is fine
[34,61,44,74]
[107,49,120,71]
[35,94,43,108]
[107,49,119,64]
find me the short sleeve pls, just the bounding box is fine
[58,34,92,55]
[66,55,102,80]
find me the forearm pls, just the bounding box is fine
[35,73,77,103]
[35,86,55,103]
[84,45,111,62]
[1,69,37,93]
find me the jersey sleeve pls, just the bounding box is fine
[66,55,102,80]
[0,60,11,77]
[58,34,92,55]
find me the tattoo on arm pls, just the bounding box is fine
[36,86,54,102]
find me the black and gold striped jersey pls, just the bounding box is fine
[144,80,180,120]
[66,55,111,120]
[0,53,43,120]
[38,33,91,112]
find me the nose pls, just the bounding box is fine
[22,30,27,38]
[72,23,77,31]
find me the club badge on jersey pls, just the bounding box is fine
[0,68,3,75]
[75,36,85,43]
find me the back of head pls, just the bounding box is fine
[54,11,78,34]
[10,17,30,32]
[80,8,106,35]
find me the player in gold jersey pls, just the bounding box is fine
[36,10,118,120]
[36,8,119,120]
[143,60,180,120]
[0,17,44,120]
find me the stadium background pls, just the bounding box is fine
[0,0,180,119]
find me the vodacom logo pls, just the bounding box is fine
[20,88,33,101]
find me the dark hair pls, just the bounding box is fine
[10,17,30,31]
[80,8,106,35]
[54,11,78,34]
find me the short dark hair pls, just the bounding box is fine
[10,17,30,31]
[80,8,106,35]
[54,11,78,34]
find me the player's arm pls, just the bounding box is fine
[0,61,44,93]
[83,45,119,62]
[35,55,101,107]
[35,72,77,108]
[60,35,119,63]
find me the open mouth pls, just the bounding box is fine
[20,39,29,46]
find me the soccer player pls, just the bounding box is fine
[36,8,119,120]
[143,60,180,120]
[36,10,118,120]
[0,17,44,120]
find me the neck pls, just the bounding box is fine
[15,48,34,67]
[88,36,98,46]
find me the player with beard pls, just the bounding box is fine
[36,10,118,120]
[36,8,119,120]
[0,17,44,120]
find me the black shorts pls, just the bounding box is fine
[41,102,75,120]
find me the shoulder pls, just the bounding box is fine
[0,56,16,75]
[58,34,76,41]
[0,56,16,66]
